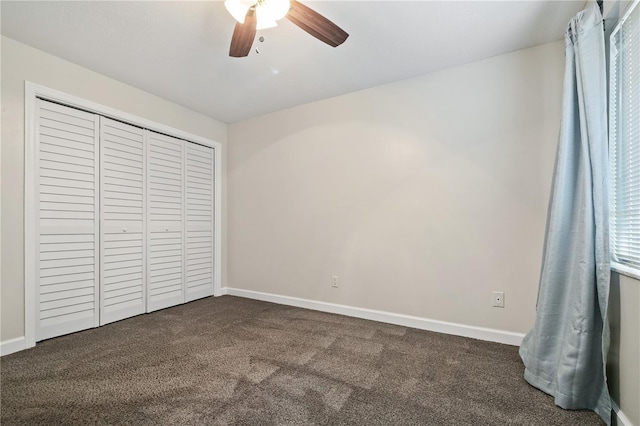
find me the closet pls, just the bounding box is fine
[35,99,215,341]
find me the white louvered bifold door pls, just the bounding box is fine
[37,100,99,341]
[146,131,185,312]
[100,118,146,325]
[185,143,215,302]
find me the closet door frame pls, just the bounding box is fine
[24,82,222,349]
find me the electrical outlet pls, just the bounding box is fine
[331,275,339,288]
[492,291,505,308]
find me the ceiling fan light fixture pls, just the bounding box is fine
[256,0,290,22]
[224,0,252,24]
[256,18,278,30]
[228,0,348,58]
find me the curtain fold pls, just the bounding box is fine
[519,4,611,425]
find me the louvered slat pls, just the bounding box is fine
[100,118,146,324]
[37,100,99,341]
[147,132,184,311]
[185,143,214,301]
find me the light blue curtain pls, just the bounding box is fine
[519,4,611,425]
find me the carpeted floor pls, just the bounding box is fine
[1,296,603,425]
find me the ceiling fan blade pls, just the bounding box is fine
[229,8,257,57]
[286,0,348,48]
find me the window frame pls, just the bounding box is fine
[608,0,640,280]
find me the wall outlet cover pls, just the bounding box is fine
[331,276,339,288]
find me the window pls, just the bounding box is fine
[610,0,640,276]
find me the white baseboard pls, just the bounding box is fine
[612,401,634,426]
[221,287,525,346]
[1,336,26,356]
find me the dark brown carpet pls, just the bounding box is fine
[1,296,603,425]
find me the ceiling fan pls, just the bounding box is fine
[225,0,349,57]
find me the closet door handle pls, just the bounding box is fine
[123,228,127,233]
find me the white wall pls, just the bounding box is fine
[0,36,228,343]
[228,41,564,334]
[608,273,640,425]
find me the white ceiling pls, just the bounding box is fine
[1,1,585,123]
